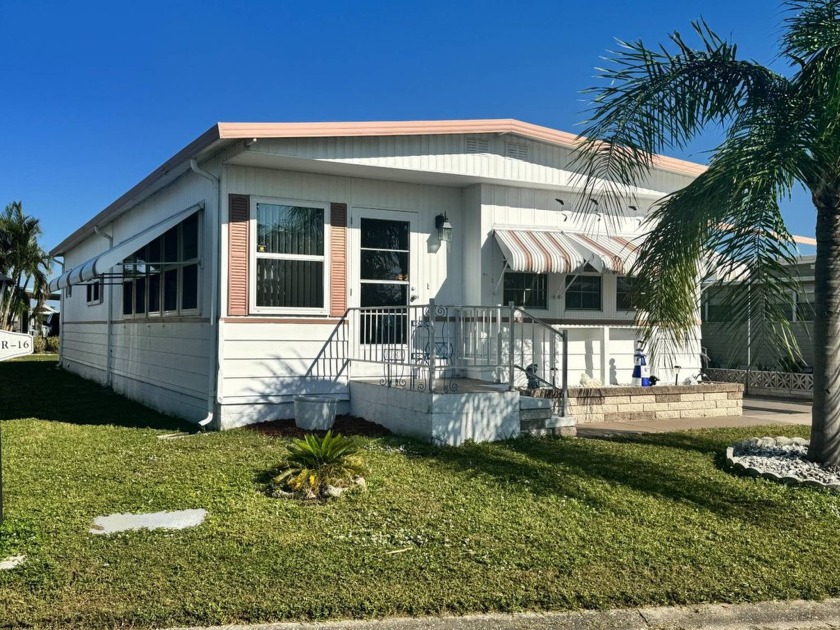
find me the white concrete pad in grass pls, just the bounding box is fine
[0,554,25,570]
[90,509,207,534]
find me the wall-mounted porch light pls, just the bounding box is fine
[435,213,453,242]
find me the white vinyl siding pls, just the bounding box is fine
[59,166,216,423]
[237,134,696,198]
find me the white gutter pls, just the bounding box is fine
[189,158,221,429]
[52,257,65,368]
[94,226,114,386]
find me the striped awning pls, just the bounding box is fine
[494,229,641,275]
[49,203,202,293]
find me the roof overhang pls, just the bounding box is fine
[226,150,671,198]
[50,126,227,256]
[49,118,708,258]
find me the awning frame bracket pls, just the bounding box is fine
[492,261,509,296]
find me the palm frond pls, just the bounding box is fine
[631,97,804,365]
[783,0,840,62]
[573,20,790,217]
[273,431,366,498]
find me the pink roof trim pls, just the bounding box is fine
[51,118,708,256]
[216,118,708,177]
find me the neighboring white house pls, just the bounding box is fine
[702,253,817,369]
[49,119,706,433]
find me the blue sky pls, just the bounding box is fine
[0,0,816,256]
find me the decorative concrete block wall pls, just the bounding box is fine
[530,383,744,424]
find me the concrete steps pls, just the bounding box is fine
[519,395,576,437]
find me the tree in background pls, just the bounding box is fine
[0,202,51,332]
[575,0,840,465]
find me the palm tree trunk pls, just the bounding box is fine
[810,193,840,466]
[4,272,23,330]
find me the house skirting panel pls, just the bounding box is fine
[63,358,107,386]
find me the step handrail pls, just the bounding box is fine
[511,305,569,416]
[304,303,570,416]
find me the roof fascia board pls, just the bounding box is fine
[217,119,707,177]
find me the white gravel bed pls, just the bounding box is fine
[727,436,840,490]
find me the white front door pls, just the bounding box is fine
[349,208,419,376]
[350,208,419,313]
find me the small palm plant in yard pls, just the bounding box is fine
[270,431,367,500]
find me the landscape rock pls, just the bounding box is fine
[727,437,840,490]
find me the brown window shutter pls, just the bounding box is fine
[228,194,250,316]
[330,203,348,317]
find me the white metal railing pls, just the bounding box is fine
[305,300,569,412]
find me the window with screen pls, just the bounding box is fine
[252,200,328,312]
[121,213,200,317]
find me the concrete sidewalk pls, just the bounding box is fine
[170,598,840,630]
[576,396,812,437]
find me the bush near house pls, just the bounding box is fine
[0,356,838,630]
[31,335,46,353]
[45,335,59,353]
[30,335,59,353]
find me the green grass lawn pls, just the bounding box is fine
[1,357,838,629]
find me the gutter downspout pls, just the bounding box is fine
[94,226,114,387]
[190,158,221,429]
[52,257,65,368]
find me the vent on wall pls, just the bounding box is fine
[505,142,529,160]
[465,136,490,154]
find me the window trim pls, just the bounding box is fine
[121,212,202,320]
[86,280,103,306]
[564,273,603,312]
[249,196,331,315]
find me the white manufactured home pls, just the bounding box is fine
[49,119,705,442]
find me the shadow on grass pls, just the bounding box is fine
[415,433,800,524]
[592,427,812,468]
[0,358,190,431]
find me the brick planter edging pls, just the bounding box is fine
[725,438,840,491]
[527,383,744,424]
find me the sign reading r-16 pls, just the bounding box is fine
[0,331,34,362]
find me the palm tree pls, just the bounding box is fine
[574,0,840,465]
[0,202,51,332]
